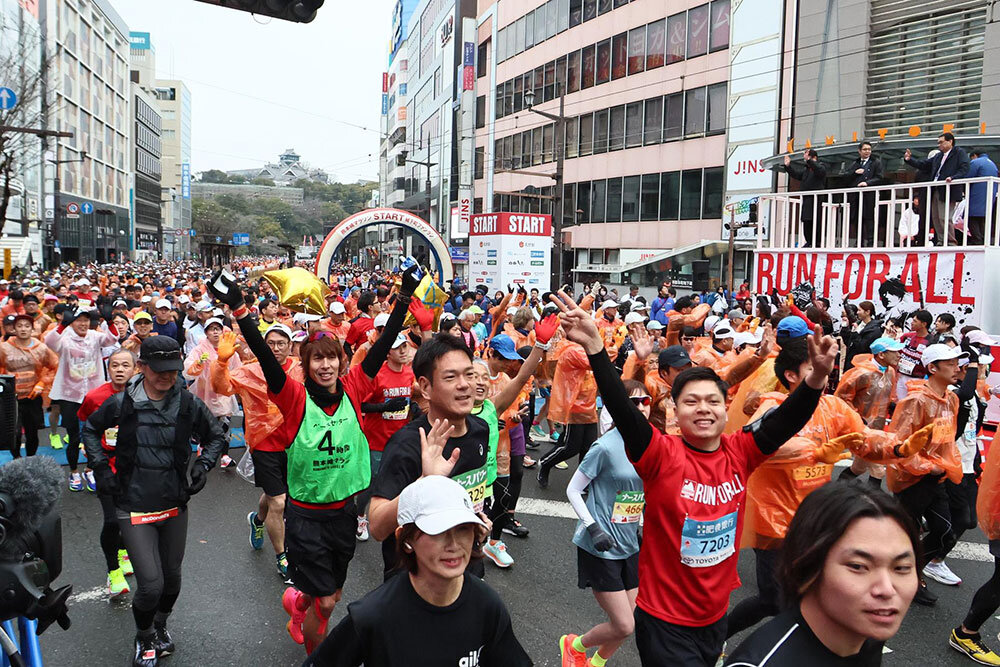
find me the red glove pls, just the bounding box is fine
[408,298,434,331]
[535,313,559,345]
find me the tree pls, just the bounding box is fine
[197,169,230,184]
[251,177,276,186]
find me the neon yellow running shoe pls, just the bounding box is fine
[49,432,64,449]
[118,549,133,576]
[107,568,130,598]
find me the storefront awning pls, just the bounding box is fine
[571,239,753,275]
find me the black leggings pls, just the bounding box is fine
[726,548,781,638]
[489,456,525,540]
[897,474,956,568]
[99,494,124,572]
[118,507,188,632]
[55,400,83,470]
[540,422,598,472]
[13,397,43,458]
[964,553,1000,632]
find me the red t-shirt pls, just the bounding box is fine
[346,315,375,348]
[362,362,415,452]
[78,381,123,471]
[629,429,767,627]
[898,332,929,378]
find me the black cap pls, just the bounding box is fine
[139,335,184,372]
[658,345,693,369]
[22,294,39,304]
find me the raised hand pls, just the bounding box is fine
[904,149,912,161]
[534,313,559,345]
[549,290,602,354]
[208,269,244,310]
[813,432,862,464]
[408,298,435,331]
[898,423,936,458]
[217,330,240,362]
[805,324,837,389]
[756,324,775,359]
[419,418,459,477]
[400,264,422,298]
[632,325,654,361]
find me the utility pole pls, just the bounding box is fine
[397,148,437,231]
[523,85,566,291]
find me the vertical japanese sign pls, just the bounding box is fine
[181,163,191,199]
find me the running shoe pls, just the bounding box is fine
[107,568,130,598]
[118,549,134,576]
[153,624,175,658]
[220,454,235,469]
[282,587,306,645]
[483,540,514,568]
[555,460,569,470]
[559,634,588,667]
[68,472,83,492]
[949,628,1000,665]
[503,518,529,539]
[522,455,537,468]
[277,552,292,583]
[85,470,97,493]
[924,560,962,586]
[133,632,158,667]
[530,425,552,442]
[248,511,265,550]
[537,466,550,489]
[49,432,64,450]
[357,516,369,542]
[914,579,938,606]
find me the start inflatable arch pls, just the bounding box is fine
[313,207,454,284]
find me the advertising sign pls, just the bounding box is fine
[469,212,552,289]
[129,32,150,50]
[181,163,191,199]
[449,246,469,263]
[722,195,770,240]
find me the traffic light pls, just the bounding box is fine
[193,0,325,23]
[748,201,758,223]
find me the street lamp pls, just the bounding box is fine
[522,86,566,290]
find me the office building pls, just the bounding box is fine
[128,31,162,259]
[154,78,191,259]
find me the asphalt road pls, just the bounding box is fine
[33,448,1000,667]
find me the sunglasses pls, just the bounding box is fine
[682,336,696,342]
[630,396,651,406]
[308,331,335,342]
[143,350,180,360]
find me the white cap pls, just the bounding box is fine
[204,317,225,330]
[76,278,91,286]
[624,311,645,326]
[113,299,127,307]
[293,312,322,325]
[965,330,1000,346]
[732,331,757,348]
[329,301,346,315]
[373,313,390,327]
[703,315,721,333]
[264,322,293,340]
[921,343,968,366]
[212,308,224,317]
[391,333,409,349]
[396,476,487,535]
[178,295,191,304]
[599,299,618,311]
[292,330,308,342]
[155,298,171,309]
[196,300,213,312]
[140,295,152,303]
[712,324,737,340]
[506,306,518,316]
[646,320,663,330]
[630,301,649,312]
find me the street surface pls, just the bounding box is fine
[39,449,998,666]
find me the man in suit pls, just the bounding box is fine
[780,149,827,247]
[966,149,999,245]
[847,141,884,246]
[904,132,970,245]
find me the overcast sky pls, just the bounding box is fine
[113,0,393,183]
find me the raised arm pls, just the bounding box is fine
[360,266,421,380]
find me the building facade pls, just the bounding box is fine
[191,181,305,206]
[154,78,191,259]
[128,30,161,259]
[227,148,329,185]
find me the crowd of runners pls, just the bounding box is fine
[4,259,1000,666]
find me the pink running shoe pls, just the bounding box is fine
[282,587,307,645]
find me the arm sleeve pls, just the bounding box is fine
[955,366,979,402]
[361,296,409,379]
[235,314,285,395]
[588,348,652,460]
[566,469,596,527]
[210,360,236,396]
[43,327,63,353]
[748,383,823,455]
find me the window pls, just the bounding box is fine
[513,75,524,113]
[505,135,515,170]
[515,17,526,54]
[612,33,627,80]
[680,169,703,218]
[558,0,570,32]
[568,51,581,93]
[566,117,579,158]
[685,87,707,135]
[496,82,505,119]
[478,43,488,77]
[667,13,686,64]
[535,10,546,45]
[475,146,485,179]
[543,124,554,162]
[628,27,645,74]
[661,171,680,219]
[555,56,567,96]
[532,127,543,166]
[707,82,727,133]
[504,79,514,116]
[606,177,622,222]
[570,0,582,27]
[710,0,730,51]
[476,95,486,128]
[640,174,659,220]
[591,179,607,222]
[644,97,663,144]
[598,0,611,15]
[625,102,643,147]
[564,183,576,225]
[647,20,666,69]
[546,0,557,39]
[525,10,535,49]
[523,73,533,106]
[614,0,627,8]
[609,105,625,151]
[583,0,597,22]
[521,132,532,167]
[596,39,611,84]
[622,176,640,221]
[579,113,594,156]
[687,4,710,57]
[703,167,724,218]
[593,109,609,154]
[582,45,596,88]
[512,132,523,168]
[664,92,683,139]
[534,66,545,100]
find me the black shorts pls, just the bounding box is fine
[576,547,639,592]
[634,607,726,667]
[283,502,357,597]
[251,449,287,497]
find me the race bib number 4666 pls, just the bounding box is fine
[611,490,644,524]
[680,511,738,568]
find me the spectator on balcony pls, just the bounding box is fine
[966,149,999,246]
[847,141,885,247]
[904,133,970,246]
[780,150,827,248]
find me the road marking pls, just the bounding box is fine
[68,586,107,605]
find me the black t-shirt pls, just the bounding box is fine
[304,571,532,667]
[725,609,883,666]
[371,413,491,577]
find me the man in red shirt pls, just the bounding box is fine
[345,291,379,356]
[896,309,933,399]
[550,290,836,666]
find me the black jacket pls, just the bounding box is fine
[83,375,226,512]
[780,159,827,222]
[847,156,884,188]
[905,146,971,199]
[844,318,883,370]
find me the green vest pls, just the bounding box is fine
[287,393,371,504]
[473,399,499,488]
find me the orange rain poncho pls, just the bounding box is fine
[547,341,597,425]
[211,356,304,450]
[185,337,242,418]
[978,440,1000,540]
[724,354,783,434]
[834,354,897,478]
[664,303,712,347]
[0,338,58,399]
[886,383,963,492]
[486,371,529,476]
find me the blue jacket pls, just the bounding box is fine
[968,154,999,217]
[650,297,673,325]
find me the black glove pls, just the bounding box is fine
[208,269,244,310]
[962,340,980,364]
[497,418,507,431]
[61,309,79,327]
[399,265,422,298]
[94,466,119,497]
[587,523,616,552]
[518,284,527,296]
[186,462,210,495]
[383,396,409,412]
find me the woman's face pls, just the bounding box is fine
[205,324,223,346]
[113,316,129,339]
[804,516,917,646]
[413,524,476,580]
[630,389,651,420]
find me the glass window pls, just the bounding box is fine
[625,102,643,147]
[577,181,591,222]
[609,105,625,151]
[513,75,524,113]
[543,124,554,162]
[563,183,576,225]
[628,26,645,74]
[512,132,523,168]
[622,176,640,221]
[530,128,542,166]
[495,83,505,119]
[710,0,730,51]
[581,45,596,89]
[606,177,623,222]
[591,179,607,222]
[640,174,660,220]
[568,51,581,93]
[544,61,556,101]
[570,0,582,27]
[593,109,609,154]
[644,97,663,144]
[664,92,683,139]
[534,66,545,99]
[476,95,486,128]
[546,0,557,39]
[515,17,526,54]
[647,20,666,70]
[504,135,515,169]
[566,116,579,158]
[583,0,597,22]
[535,10,546,44]
[523,73,533,105]
[687,4,710,57]
[558,0,570,32]
[685,87,707,135]
[579,113,594,156]
[555,56,567,96]
[612,33,627,80]
[596,39,611,84]
[525,10,535,48]
[661,171,680,220]
[598,0,611,15]
[703,167,724,218]
[504,80,514,116]
[707,82,727,134]
[667,13,686,64]
[478,43,488,77]
[614,0,627,7]
[680,169,703,219]
[521,132,532,166]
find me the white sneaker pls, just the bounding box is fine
[923,560,962,586]
[356,516,369,542]
[483,540,514,568]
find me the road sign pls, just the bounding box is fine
[189,229,196,237]
[66,202,79,214]
[0,87,16,111]
[175,229,184,236]
[81,202,94,214]
[232,233,250,246]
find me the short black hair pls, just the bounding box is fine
[681,325,699,338]
[913,309,933,326]
[940,131,956,143]
[971,148,986,158]
[806,148,819,159]
[670,366,728,402]
[774,338,809,389]
[462,291,477,302]
[376,286,390,299]
[674,296,693,311]
[9,290,23,300]
[858,141,872,150]
[936,313,956,329]
[412,332,474,381]
[357,291,376,314]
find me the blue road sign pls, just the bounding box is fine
[81,202,94,214]
[0,87,16,110]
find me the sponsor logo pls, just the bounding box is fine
[487,250,497,257]
[530,260,544,266]
[679,474,746,506]
[530,251,545,258]
[487,260,497,265]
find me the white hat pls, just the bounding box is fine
[292,330,308,342]
[732,331,758,348]
[204,317,224,330]
[391,333,409,349]
[506,306,519,316]
[396,476,487,535]
[178,295,191,305]
[113,299,127,308]
[155,298,171,309]
[921,343,968,367]
[141,295,152,303]
[703,315,721,332]
[624,311,645,326]
[329,301,346,315]
[196,300,213,312]
[646,320,663,331]
[293,312,322,325]
[599,299,618,311]
[264,322,293,340]
[965,330,999,347]
[630,301,649,312]
[712,324,737,340]
[373,313,390,327]
[76,278,91,286]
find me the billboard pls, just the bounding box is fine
[129,32,151,50]
[469,213,552,290]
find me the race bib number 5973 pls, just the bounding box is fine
[680,511,738,568]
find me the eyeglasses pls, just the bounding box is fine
[143,350,180,360]
[682,337,696,342]
[266,339,290,349]
[630,396,651,406]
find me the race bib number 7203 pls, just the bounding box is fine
[680,510,738,568]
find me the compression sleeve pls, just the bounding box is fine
[955,365,979,403]
[360,294,410,379]
[588,348,652,460]
[566,469,596,527]
[235,314,285,395]
[748,382,823,455]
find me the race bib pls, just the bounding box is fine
[680,510,738,568]
[69,356,97,381]
[130,507,179,525]
[792,463,832,489]
[452,466,488,513]
[611,490,645,524]
[105,427,119,449]
[897,356,916,376]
